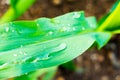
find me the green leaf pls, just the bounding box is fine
[10,0,20,8]
[14,66,57,80]
[61,61,76,71]
[86,16,97,29]
[0,11,111,79]
[0,32,111,79]
[42,67,57,80]
[110,0,120,12]
[0,11,96,51]
[97,1,120,31]
[112,29,120,34]
[0,0,35,24]
[91,32,112,49]
[0,33,94,79]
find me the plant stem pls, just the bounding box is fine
[0,0,35,24]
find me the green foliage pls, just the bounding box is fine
[14,66,57,80]
[0,0,120,79]
[0,0,35,24]
[0,32,111,79]
[0,12,96,51]
[97,1,120,32]
[10,0,20,8]
[0,11,112,79]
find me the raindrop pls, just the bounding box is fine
[41,57,49,60]
[37,24,40,27]
[67,24,71,27]
[11,29,15,32]
[23,52,27,56]
[59,43,67,50]
[72,27,76,31]
[73,12,81,18]
[20,45,23,48]
[50,43,67,53]
[48,31,53,35]
[25,73,28,75]
[5,27,9,32]
[62,27,67,31]
[32,58,40,63]
[19,50,27,56]
[13,61,19,64]
[19,51,23,54]
[82,27,85,30]
[62,26,71,32]
[0,63,8,69]
[13,54,17,57]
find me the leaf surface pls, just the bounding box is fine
[0,11,111,79]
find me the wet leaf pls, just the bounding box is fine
[0,11,111,79]
[0,32,111,79]
[0,11,96,52]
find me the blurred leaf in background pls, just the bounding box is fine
[14,66,57,80]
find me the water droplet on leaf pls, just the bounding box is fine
[82,27,85,30]
[48,31,53,35]
[32,57,40,63]
[13,54,17,57]
[0,63,8,69]
[50,43,67,53]
[5,27,9,32]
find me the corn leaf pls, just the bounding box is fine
[0,0,35,23]
[0,11,111,79]
[10,0,20,8]
[98,1,120,31]
[0,11,96,51]
[0,32,111,79]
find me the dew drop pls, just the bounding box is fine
[37,24,40,26]
[0,63,8,69]
[11,29,15,32]
[72,27,76,31]
[13,61,19,64]
[23,52,27,56]
[19,50,27,56]
[20,45,23,48]
[59,43,67,50]
[73,12,81,18]
[13,54,17,57]
[62,27,67,31]
[82,27,85,30]
[67,24,71,27]
[48,31,53,35]
[41,57,49,60]
[19,51,23,54]
[32,58,40,63]
[5,27,9,32]
[25,73,28,75]
[50,43,67,53]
